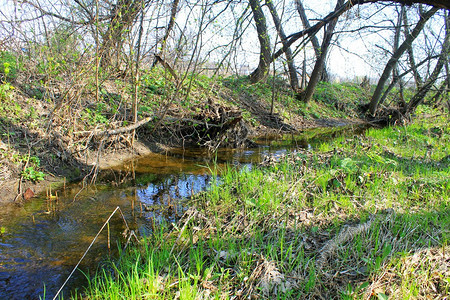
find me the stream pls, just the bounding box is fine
[0,125,367,299]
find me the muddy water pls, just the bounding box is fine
[0,125,366,299]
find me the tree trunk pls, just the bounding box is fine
[405,13,450,113]
[302,0,344,103]
[445,53,450,106]
[266,0,299,91]
[151,0,180,69]
[368,6,438,115]
[295,0,329,82]
[301,53,307,89]
[393,5,406,106]
[403,9,423,89]
[100,0,142,68]
[248,0,271,83]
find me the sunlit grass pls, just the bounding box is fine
[78,115,449,299]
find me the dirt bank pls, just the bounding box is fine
[0,117,365,205]
[0,75,367,205]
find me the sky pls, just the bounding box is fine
[0,0,446,82]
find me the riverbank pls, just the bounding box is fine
[0,73,369,204]
[80,112,449,299]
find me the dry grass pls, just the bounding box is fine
[364,246,449,299]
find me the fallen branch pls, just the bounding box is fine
[74,116,154,137]
[74,115,242,137]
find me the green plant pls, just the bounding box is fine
[0,51,20,81]
[0,82,14,101]
[82,107,109,125]
[14,156,46,182]
[80,110,449,300]
[22,166,45,182]
[28,26,82,83]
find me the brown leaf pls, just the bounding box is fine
[23,188,34,201]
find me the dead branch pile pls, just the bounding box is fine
[148,102,251,150]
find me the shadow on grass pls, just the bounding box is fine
[89,203,448,299]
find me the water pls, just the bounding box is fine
[0,124,367,299]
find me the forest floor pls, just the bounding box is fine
[0,72,368,204]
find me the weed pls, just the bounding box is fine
[62,98,449,300]
[0,82,14,101]
[21,166,45,182]
[0,51,20,81]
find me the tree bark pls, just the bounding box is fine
[266,0,299,90]
[249,0,271,83]
[368,6,438,115]
[302,0,344,103]
[295,0,329,82]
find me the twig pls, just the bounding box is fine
[169,208,198,255]
[14,151,31,202]
[52,206,129,300]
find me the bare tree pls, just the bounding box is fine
[392,5,406,106]
[266,0,299,90]
[403,8,424,88]
[405,12,450,113]
[295,0,329,82]
[301,0,344,103]
[248,0,271,83]
[250,0,448,86]
[368,6,438,115]
[251,0,361,82]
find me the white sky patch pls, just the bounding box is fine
[0,0,447,82]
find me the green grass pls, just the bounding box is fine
[222,77,369,124]
[72,113,449,299]
[299,81,368,119]
[0,51,21,81]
